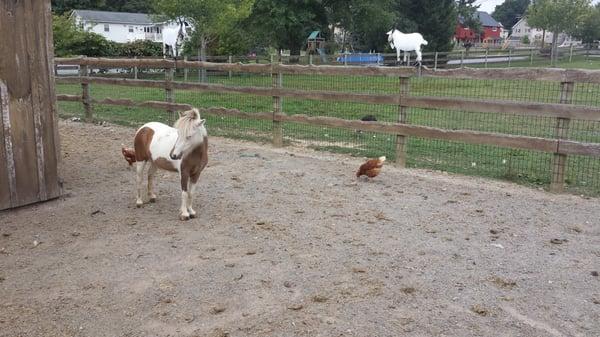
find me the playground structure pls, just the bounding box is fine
[307,31,327,63]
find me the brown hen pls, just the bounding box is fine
[356,156,386,178]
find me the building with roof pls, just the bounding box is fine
[455,11,504,44]
[71,10,177,43]
[510,16,580,47]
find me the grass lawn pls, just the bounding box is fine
[56,65,600,195]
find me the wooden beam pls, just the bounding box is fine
[54,57,600,83]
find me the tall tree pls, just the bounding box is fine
[51,0,106,14]
[245,0,328,55]
[572,3,600,46]
[153,0,254,61]
[52,0,153,13]
[457,0,482,32]
[394,0,457,52]
[492,0,530,33]
[325,0,398,52]
[527,0,590,64]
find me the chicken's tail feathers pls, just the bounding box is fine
[379,156,387,162]
[121,144,137,166]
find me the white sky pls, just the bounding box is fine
[476,0,600,13]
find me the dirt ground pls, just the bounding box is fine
[1,120,599,337]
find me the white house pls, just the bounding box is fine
[71,10,179,43]
[511,16,580,46]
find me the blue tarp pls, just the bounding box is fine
[336,53,383,64]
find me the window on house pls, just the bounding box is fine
[129,26,134,33]
[104,24,109,32]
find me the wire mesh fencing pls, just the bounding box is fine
[54,57,600,195]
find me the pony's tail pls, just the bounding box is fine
[121,145,137,166]
[422,39,428,46]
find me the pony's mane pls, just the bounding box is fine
[174,108,200,138]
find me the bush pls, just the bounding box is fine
[53,14,117,57]
[116,40,163,57]
[521,35,530,45]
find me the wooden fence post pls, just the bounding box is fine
[434,52,438,70]
[165,67,175,122]
[485,48,489,68]
[228,55,232,79]
[134,56,138,80]
[309,53,313,65]
[80,63,92,122]
[550,81,574,193]
[395,76,410,167]
[530,48,534,65]
[508,49,512,67]
[271,55,283,147]
[569,44,574,63]
[460,50,465,68]
[183,56,188,82]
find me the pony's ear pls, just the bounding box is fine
[197,118,206,127]
[177,111,183,118]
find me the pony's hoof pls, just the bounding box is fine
[179,214,190,221]
[148,197,157,203]
[136,201,143,208]
[189,212,197,219]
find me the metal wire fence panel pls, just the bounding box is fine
[176,89,273,141]
[406,138,554,186]
[565,155,600,194]
[53,58,600,195]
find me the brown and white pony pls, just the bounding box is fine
[122,108,208,220]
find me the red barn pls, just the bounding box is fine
[455,11,503,44]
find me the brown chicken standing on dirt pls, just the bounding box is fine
[356,156,386,178]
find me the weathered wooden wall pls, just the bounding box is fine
[0,0,61,210]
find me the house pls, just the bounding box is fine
[70,10,178,43]
[455,11,504,44]
[511,16,580,46]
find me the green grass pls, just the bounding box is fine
[56,69,600,195]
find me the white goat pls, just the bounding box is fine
[387,29,428,65]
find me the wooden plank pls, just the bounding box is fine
[0,81,16,209]
[56,94,83,102]
[196,107,559,153]
[558,140,600,157]
[24,0,47,201]
[395,77,409,167]
[550,82,574,193]
[90,98,193,111]
[41,0,61,200]
[80,65,92,121]
[55,57,600,83]
[3,0,41,207]
[272,66,283,147]
[402,96,600,121]
[71,76,600,121]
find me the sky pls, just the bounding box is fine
[476,0,600,14]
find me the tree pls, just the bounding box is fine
[52,0,153,14]
[572,3,600,46]
[153,0,254,61]
[393,0,457,52]
[51,0,106,14]
[52,13,116,56]
[492,0,530,33]
[245,0,328,55]
[457,0,482,33]
[527,0,591,64]
[325,0,398,52]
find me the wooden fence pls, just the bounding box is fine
[54,57,600,193]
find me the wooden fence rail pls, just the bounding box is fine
[54,57,600,193]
